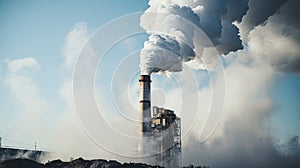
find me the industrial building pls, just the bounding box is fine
[139,75,182,168]
[151,106,182,167]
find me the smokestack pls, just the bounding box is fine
[139,75,152,134]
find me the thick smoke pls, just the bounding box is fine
[140,0,245,75]
[247,0,300,73]
[140,34,183,74]
[139,0,299,75]
[238,0,288,39]
[140,0,300,167]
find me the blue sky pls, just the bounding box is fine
[0,0,300,166]
[0,0,148,92]
[271,74,300,141]
[0,0,147,147]
[0,0,147,111]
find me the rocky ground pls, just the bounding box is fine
[0,158,209,168]
[0,158,162,168]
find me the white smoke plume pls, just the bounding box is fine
[139,0,300,167]
[140,0,245,75]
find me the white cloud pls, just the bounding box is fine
[1,23,102,160]
[52,21,122,160]
[7,57,39,75]
[5,57,44,113]
[63,22,89,69]
[3,57,53,149]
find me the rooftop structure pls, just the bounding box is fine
[151,106,182,168]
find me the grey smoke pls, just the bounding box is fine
[216,20,243,55]
[140,0,300,167]
[140,0,300,75]
[140,0,246,75]
[239,0,288,38]
[267,0,300,73]
[184,132,300,168]
[247,0,300,73]
[224,0,249,22]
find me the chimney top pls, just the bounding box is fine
[139,75,151,82]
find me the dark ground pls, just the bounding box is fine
[0,158,162,168]
[0,158,209,168]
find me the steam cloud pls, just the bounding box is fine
[140,0,245,75]
[139,0,298,75]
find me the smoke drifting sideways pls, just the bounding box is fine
[139,0,245,75]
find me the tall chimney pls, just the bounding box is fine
[139,75,152,134]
